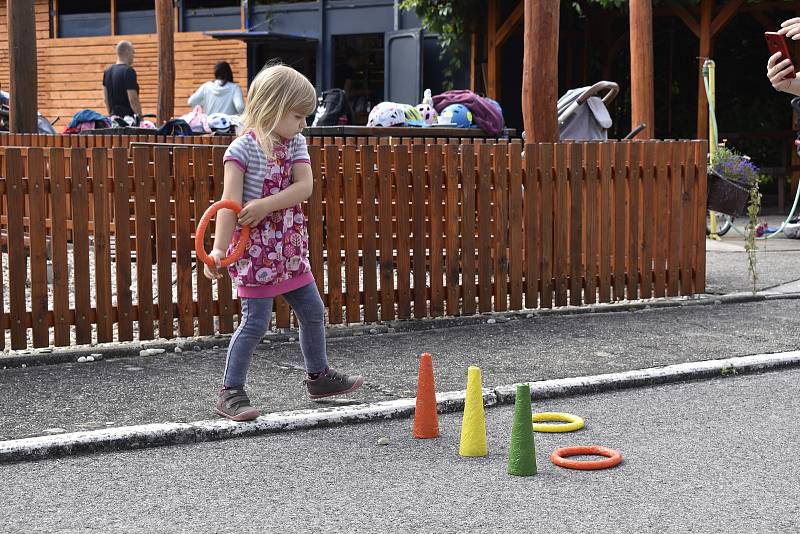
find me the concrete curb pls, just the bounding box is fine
[2,350,799,464]
[5,291,799,369]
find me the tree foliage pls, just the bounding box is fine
[399,0,486,89]
[402,0,786,88]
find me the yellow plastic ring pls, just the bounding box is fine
[532,412,585,433]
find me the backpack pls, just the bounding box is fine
[312,89,354,126]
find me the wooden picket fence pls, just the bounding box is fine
[0,140,707,351]
[0,133,233,149]
[0,132,513,150]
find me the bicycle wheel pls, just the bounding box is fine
[706,211,733,236]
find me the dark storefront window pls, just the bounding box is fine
[57,0,112,38]
[116,0,156,35]
[333,34,384,124]
[182,0,241,32]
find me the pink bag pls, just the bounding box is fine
[180,105,210,134]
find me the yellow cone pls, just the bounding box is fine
[459,366,488,457]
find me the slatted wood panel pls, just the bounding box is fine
[428,145,445,317]
[0,141,707,350]
[193,146,214,336]
[0,0,247,122]
[212,147,236,333]
[27,149,49,346]
[360,146,379,322]
[112,147,134,341]
[70,149,91,344]
[91,148,113,343]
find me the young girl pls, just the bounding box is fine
[204,65,364,421]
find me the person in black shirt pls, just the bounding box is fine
[102,40,142,118]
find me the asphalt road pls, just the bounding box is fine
[5,298,800,442]
[2,368,798,533]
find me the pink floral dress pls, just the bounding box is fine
[222,132,314,298]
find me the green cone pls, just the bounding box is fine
[507,384,537,476]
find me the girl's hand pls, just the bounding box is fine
[780,18,800,40]
[238,198,272,227]
[203,249,226,280]
[767,52,797,92]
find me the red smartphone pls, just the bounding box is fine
[765,31,797,80]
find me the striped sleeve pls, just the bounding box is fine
[289,133,311,164]
[223,135,250,173]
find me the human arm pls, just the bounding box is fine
[237,163,313,227]
[188,84,204,109]
[124,67,142,116]
[233,84,245,115]
[204,161,245,280]
[127,90,143,116]
[103,86,111,115]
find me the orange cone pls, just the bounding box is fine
[412,352,440,438]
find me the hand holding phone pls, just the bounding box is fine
[766,32,797,80]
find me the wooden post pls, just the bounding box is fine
[156,0,175,124]
[487,0,498,99]
[523,0,560,142]
[629,0,654,139]
[696,0,713,140]
[6,0,38,134]
[470,32,477,93]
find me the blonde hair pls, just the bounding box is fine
[240,64,317,159]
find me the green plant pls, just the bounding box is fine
[710,145,766,293]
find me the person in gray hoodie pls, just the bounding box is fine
[188,61,245,116]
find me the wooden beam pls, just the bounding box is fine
[111,0,117,35]
[630,0,655,139]
[696,0,713,141]
[7,0,38,133]
[523,0,559,143]
[487,0,499,99]
[496,1,524,47]
[156,0,175,124]
[666,1,699,38]
[711,0,745,36]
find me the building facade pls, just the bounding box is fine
[0,0,465,124]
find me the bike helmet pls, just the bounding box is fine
[367,102,406,127]
[416,103,438,125]
[439,104,473,128]
[399,103,427,127]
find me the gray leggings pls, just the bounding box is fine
[223,282,328,388]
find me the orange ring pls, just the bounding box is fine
[550,445,622,471]
[195,200,251,268]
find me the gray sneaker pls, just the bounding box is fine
[305,367,364,400]
[215,387,261,422]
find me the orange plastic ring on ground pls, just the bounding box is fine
[195,200,251,268]
[550,445,623,471]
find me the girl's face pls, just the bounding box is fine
[273,110,308,140]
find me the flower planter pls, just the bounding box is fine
[707,168,750,217]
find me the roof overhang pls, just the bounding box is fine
[204,30,317,44]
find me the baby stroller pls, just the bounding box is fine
[0,90,59,134]
[557,81,645,141]
[522,81,645,142]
